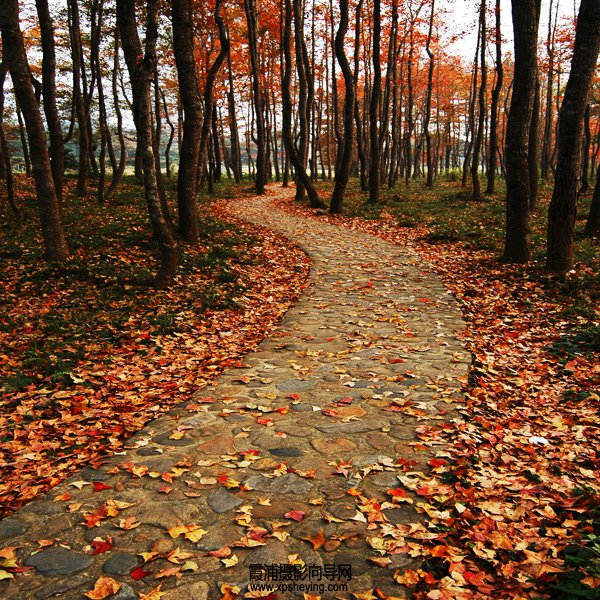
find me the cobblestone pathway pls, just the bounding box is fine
[1,187,469,599]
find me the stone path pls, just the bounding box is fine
[1,188,469,599]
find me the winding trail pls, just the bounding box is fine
[1,187,469,599]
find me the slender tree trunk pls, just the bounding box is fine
[353,0,368,191]
[35,0,64,204]
[0,61,20,219]
[368,0,381,204]
[106,30,126,200]
[244,0,267,195]
[161,89,175,179]
[486,0,503,193]
[424,0,435,188]
[281,0,323,208]
[198,0,229,189]
[67,0,89,196]
[117,0,178,287]
[547,0,600,272]
[471,0,486,201]
[0,0,69,260]
[226,51,242,182]
[171,0,202,242]
[584,165,600,235]
[330,0,354,213]
[529,77,540,209]
[580,102,591,194]
[502,0,540,262]
[541,0,558,180]
[16,103,31,175]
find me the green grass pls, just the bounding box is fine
[0,175,257,391]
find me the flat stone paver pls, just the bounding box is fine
[0,187,469,599]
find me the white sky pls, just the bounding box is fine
[440,0,578,59]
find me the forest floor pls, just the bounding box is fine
[0,176,599,599]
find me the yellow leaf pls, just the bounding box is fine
[0,570,14,580]
[222,554,239,568]
[139,585,166,600]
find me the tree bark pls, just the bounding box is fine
[198,0,229,190]
[368,0,381,204]
[244,0,268,195]
[330,0,354,213]
[67,0,89,196]
[471,0,486,201]
[424,0,435,188]
[547,0,600,272]
[171,0,202,242]
[584,165,600,235]
[0,60,20,219]
[281,0,323,208]
[579,102,591,194]
[35,0,64,204]
[486,0,503,193]
[117,0,178,287]
[0,0,68,260]
[502,0,540,262]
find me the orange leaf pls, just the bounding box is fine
[84,577,121,599]
[301,529,326,550]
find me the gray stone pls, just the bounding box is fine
[113,584,138,600]
[21,501,63,516]
[80,466,110,481]
[24,547,93,576]
[102,552,139,575]
[163,580,209,600]
[196,526,242,551]
[275,380,315,392]
[267,447,304,457]
[33,573,89,598]
[243,540,290,567]
[0,517,27,540]
[207,488,244,514]
[136,447,163,456]
[153,434,196,446]
[245,473,314,494]
[291,403,314,412]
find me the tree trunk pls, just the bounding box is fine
[502,0,540,262]
[171,0,202,242]
[0,0,69,260]
[330,0,354,213]
[547,0,600,272]
[67,0,89,197]
[424,0,435,188]
[471,0,486,201]
[198,0,229,189]
[281,0,323,208]
[368,0,381,204]
[244,0,267,195]
[226,51,242,183]
[486,0,503,193]
[528,77,540,209]
[35,0,64,204]
[584,165,600,235]
[579,102,591,194]
[117,0,178,287]
[106,29,127,201]
[541,0,558,180]
[0,60,20,219]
